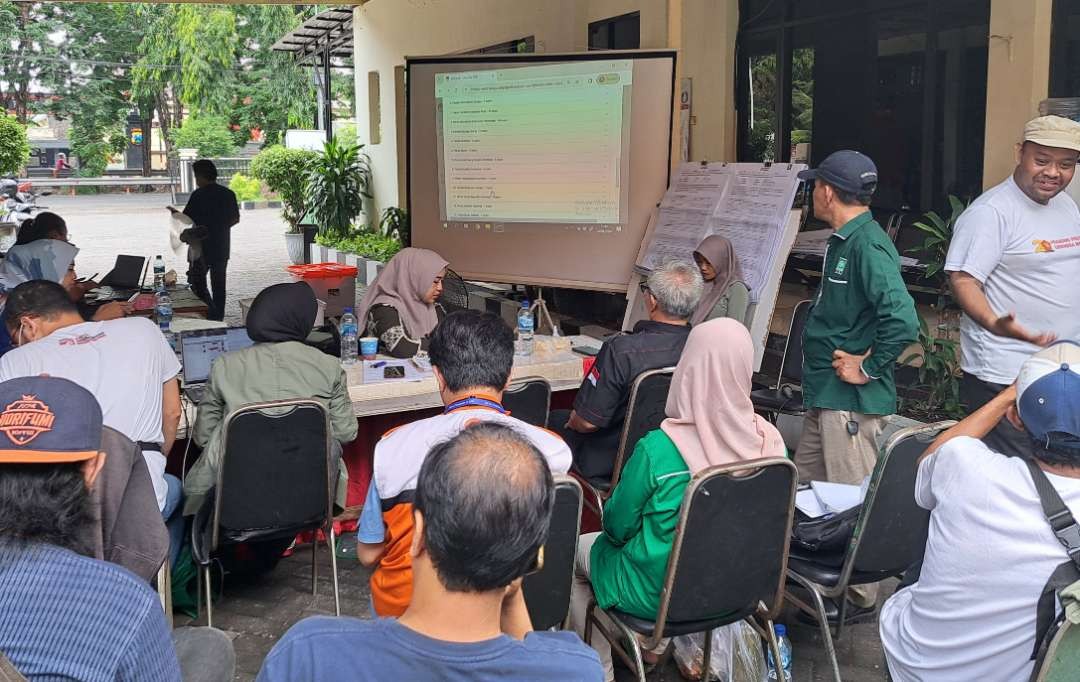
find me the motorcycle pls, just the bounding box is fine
[0,177,52,228]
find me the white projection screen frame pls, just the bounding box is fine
[408,51,676,292]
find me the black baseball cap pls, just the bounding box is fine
[798,150,879,196]
[0,377,102,463]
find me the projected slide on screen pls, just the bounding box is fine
[434,60,633,229]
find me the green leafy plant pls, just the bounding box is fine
[909,195,968,281]
[306,138,371,240]
[250,145,318,233]
[379,207,410,243]
[170,115,236,157]
[900,314,965,421]
[228,173,262,202]
[0,115,30,176]
[316,231,402,263]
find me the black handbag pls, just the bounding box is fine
[791,504,860,553]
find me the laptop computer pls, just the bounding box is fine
[99,255,146,290]
[180,327,255,403]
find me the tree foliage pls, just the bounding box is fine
[170,115,236,157]
[306,139,371,240]
[250,144,318,232]
[0,114,29,175]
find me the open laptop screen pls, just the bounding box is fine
[180,327,254,385]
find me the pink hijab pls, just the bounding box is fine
[690,235,746,325]
[661,318,786,472]
[356,247,448,338]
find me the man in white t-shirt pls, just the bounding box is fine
[0,280,183,517]
[945,115,1080,456]
[880,341,1080,681]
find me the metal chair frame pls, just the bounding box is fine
[195,399,341,627]
[586,457,798,682]
[783,421,955,681]
[523,475,584,631]
[752,299,812,420]
[603,366,676,498]
[502,375,552,428]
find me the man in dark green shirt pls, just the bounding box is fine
[795,151,918,613]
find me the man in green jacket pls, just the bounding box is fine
[795,151,918,614]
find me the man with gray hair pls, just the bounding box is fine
[551,259,703,481]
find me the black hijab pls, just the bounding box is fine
[246,282,318,343]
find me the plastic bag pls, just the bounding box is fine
[672,621,768,682]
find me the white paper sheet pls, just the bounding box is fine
[809,480,863,514]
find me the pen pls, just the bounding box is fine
[371,361,386,368]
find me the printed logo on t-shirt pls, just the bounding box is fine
[1032,236,1080,253]
[58,332,106,347]
[588,366,600,386]
[834,257,848,275]
[0,394,56,445]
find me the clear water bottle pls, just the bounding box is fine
[767,624,793,681]
[155,289,172,332]
[339,307,358,366]
[153,255,165,291]
[516,301,534,356]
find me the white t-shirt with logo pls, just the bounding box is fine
[0,318,181,508]
[945,175,1080,384]
[879,437,1080,681]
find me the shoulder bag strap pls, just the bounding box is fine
[1025,459,1080,662]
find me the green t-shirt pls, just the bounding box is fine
[589,429,691,619]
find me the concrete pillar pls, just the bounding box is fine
[982,0,1054,189]
[675,0,740,165]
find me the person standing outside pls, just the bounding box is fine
[179,160,239,321]
[795,150,919,617]
[945,115,1080,456]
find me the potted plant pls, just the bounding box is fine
[379,206,410,243]
[307,138,372,241]
[250,145,319,264]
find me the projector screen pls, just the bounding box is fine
[408,51,676,291]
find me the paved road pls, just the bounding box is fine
[45,192,295,323]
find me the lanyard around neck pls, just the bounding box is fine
[444,396,507,414]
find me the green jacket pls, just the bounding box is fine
[802,212,919,415]
[183,341,358,516]
[590,429,691,619]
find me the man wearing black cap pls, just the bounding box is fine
[794,151,918,616]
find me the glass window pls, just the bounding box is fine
[588,12,640,50]
[1051,0,1080,97]
[738,33,780,161]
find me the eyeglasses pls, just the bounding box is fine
[638,282,652,296]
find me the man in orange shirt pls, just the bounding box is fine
[356,310,571,616]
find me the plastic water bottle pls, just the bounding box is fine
[767,624,793,681]
[153,255,165,290]
[339,307,358,366]
[155,289,172,332]
[516,301,534,356]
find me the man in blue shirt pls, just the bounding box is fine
[259,422,603,681]
[0,376,234,681]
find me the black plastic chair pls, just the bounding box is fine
[440,268,470,313]
[583,367,674,498]
[191,399,340,627]
[751,300,812,418]
[586,458,798,682]
[523,475,583,630]
[784,421,954,680]
[502,376,552,428]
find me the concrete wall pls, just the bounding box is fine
[352,0,740,216]
[982,0,1055,188]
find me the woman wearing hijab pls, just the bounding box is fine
[690,235,750,326]
[184,281,358,518]
[0,238,81,356]
[357,247,449,358]
[568,318,786,680]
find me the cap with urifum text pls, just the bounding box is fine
[0,377,103,464]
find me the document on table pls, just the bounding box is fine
[361,359,433,384]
